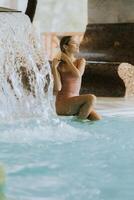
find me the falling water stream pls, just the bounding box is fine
[0,12,54,120]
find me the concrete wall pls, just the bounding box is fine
[88,0,134,24]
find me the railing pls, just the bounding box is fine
[41,32,84,60]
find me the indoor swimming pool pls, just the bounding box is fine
[0,11,134,200]
[0,97,134,200]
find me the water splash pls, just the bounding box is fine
[0,13,54,120]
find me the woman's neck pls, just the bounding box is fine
[65,52,76,62]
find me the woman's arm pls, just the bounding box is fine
[52,59,62,95]
[77,58,86,75]
[61,53,81,77]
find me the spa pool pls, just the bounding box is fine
[0,97,134,200]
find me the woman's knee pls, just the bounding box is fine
[86,94,96,103]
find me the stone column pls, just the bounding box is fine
[80,0,134,97]
[25,0,37,22]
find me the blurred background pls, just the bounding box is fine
[0,0,87,59]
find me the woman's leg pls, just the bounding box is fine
[77,95,96,119]
[56,94,101,120]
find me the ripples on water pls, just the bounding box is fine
[0,98,134,200]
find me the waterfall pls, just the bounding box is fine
[0,12,54,120]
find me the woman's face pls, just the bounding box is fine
[66,37,80,54]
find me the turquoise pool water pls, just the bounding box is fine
[0,97,134,200]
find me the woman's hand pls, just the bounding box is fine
[61,52,70,63]
[52,58,60,68]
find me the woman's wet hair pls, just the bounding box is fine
[60,36,72,52]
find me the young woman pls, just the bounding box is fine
[52,36,101,121]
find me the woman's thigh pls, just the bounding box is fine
[56,94,94,115]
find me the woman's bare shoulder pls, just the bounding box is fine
[77,58,86,64]
[76,58,86,68]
